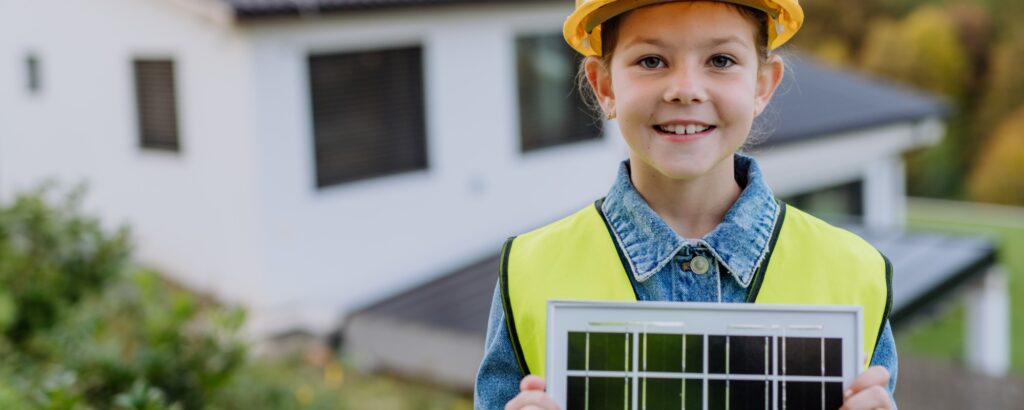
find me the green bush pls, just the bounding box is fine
[0,184,130,348]
[0,184,465,409]
[41,270,248,409]
[0,185,246,409]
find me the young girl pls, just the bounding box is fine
[476,1,897,409]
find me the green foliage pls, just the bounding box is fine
[967,106,1024,205]
[211,357,472,410]
[856,5,979,198]
[0,184,467,409]
[0,185,245,409]
[795,0,888,53]
[0,184,131,347]
[41,270,248,409]
[860,5,970,100]
[113,380,181,410]
[976,28,1024,141]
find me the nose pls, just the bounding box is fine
[662,64,708,104]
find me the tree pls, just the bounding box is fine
[859,5,975,198]
[795,0,887,54]
[966,105,1024,205]
[860,5,970,101]
[975,28,1024,142]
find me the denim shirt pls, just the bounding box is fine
[474,154,898,409]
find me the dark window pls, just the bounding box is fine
[516,33,601,152]
[784,179,864,218]
[308,47,427,188]
[133,59,180,152]
[26,54,41,93]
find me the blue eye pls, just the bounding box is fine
[639,56,664,69]
[710,55,735,68]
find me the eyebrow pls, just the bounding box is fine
[703,35,751,49]
[623,35,751,50]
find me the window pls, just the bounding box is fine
[784,180,864,219]
[516,33,601,152]
[26,54,41,93]
[308,47,427,188]
[133,59,180,152]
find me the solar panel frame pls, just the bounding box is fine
[546,301,863,410]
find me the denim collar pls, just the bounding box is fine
[600,154,780,287]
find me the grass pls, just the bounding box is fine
[895,197,1024,372]
[214,353,472,409]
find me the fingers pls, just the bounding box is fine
[840,366,891,410]
[840,385,891,410]
[506,376,558,410]
[504,391,560,410]
[520,375,546,392]
[845,365,889,397]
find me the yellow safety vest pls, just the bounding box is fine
[499,200,892,377]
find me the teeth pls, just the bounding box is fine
[660,124,710,135]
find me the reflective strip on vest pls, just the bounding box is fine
[501,200,892,378]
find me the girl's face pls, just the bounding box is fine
[587,1,783,182]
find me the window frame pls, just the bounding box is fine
[132,58,182,153]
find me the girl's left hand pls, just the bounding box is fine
[840,365,891,410]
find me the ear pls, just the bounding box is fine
[584,56,616,118]
[754,54,784,117]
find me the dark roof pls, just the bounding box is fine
[847,226,997,325]
[223,0,556,17]
[757,54,949,146]
[346,254,498,335]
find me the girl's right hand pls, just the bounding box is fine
[504,375,561,410]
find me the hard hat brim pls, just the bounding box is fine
[563,0,804,56]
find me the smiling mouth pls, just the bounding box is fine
[653,124,717,135]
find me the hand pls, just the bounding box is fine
[504,375,560,410]
[840,366,891,410]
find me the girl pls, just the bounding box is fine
[476,1,897,409]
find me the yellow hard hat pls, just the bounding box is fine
[563,0,804,56]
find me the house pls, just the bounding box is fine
[1,0,624,334]
[0,0,1008,390]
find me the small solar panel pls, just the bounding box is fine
[546,301,863,410]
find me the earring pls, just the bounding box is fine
[606,110,616,120]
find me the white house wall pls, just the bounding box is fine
[0,0,269,312]
[243,3,629,332]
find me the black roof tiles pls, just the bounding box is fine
[223,0,555,17]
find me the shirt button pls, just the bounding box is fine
[690,255,711,275]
